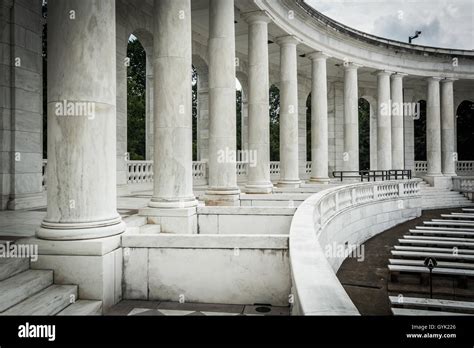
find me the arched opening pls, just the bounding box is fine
[236,79,243,152]
[126,36,146,160]
[269,84,280,161]
[414,100,427,161]
[306,93,311,162]
[358,98,370,170]
[456,100,474,160]
[192,66,198,161]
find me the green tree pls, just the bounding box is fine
[456,100,474,160]
[414,100,427,161]
[236,90,242,151]
[269,85,280,161]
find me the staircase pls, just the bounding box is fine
[419,181,474,210]
[0,241,102,316]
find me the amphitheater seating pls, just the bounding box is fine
[388,208,474,315]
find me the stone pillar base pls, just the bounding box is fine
[139,207,197,234]
[245,183,274,194]
[277,180,301,188]
[422,175,453,189]
[7,192,46,210]
[17,235,123,311]
[204,189,240,206]
[309,177,331,184]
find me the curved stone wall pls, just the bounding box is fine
[289,180,422,315]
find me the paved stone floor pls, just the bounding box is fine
[105,300,290,316]
[336,207,471,315]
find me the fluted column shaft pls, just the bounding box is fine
[343,64,359,172]
[309,52,330,182]
[205,0,240,204]
[391,74,405,169]
[244,12,273,193]
[377,71,393,170]
[277,36,301,187]
[426,77,443,176]
[150,0,197,208]
[441,78,457,176]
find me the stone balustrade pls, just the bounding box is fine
[289,179,422,315]
[127,161,153,184]
[415,160,474,175]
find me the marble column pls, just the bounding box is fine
[308,52,330,183]
[276,36,301,188]
[205,0,240,205]
[343,63,359,172]
[426,77,442,176]
[146,0,197,233]
[441,78,457,176]
[390,73,406,169]
[38,0,124,240]
[377,70,393,170]
[244,12,273,193]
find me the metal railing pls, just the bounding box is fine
[332,170,412,182]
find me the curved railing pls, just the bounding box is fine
[289,179,422,315]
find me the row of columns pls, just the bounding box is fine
[41,0,461,240]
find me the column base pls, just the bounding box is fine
[277,179,301,189]
[422,174,453,189]
[37,216,126,241]
[148,196,198,209]
[204,188,241,206]
[139,207,197,234]
[309,177,331,184]
[245,182,274,194]
[7,192,46,211]
[17,235,123,311]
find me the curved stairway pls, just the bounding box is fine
[419,181,474,210]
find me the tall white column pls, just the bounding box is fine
[308,52,330,183]
[426,77,442,176]
[343,63,359,172]
[147,0,197,233]
[38,0,124,240]
[277,36,301,188]
[377,70,393,170]
[441,78,457,176]
[244,12,273,194]
[205,0,240,205]
[391,73,406,169]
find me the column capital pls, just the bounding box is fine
[343,62,362,70]
[243,11,272,25]
[307,51,329,61]
[391,72,408,79]
[441,77,458,83]
[275,35,300,46]
[427,76,443,82]
[376,70,394,77]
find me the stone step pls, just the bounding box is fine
[123,215,147,228]
[0,257,29,281]
[1,285,77,315]
[0,270,53,312]
[57,300,102,316]
[464,208,474,213]
[139,224,161,234]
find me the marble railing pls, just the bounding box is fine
[289,179,421,315]
[42,160,47,189]
[305,162,312,176]
[192,161,208,186]
[453,176,474,193]
[127,161,153,184]
[270,161,280,178]
[415,160,474,175]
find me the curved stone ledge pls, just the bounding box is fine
[289,180,422,315]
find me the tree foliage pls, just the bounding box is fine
[269,85,280,161]
[358,98,370,170]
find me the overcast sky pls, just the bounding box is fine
[305,0,474,50]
